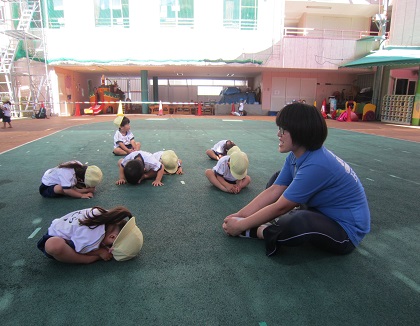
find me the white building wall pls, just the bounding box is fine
[45,0,280,64]
[303,14,370,32]
[389,0,420,46]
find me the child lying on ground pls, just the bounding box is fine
[116,150,164,186]
[39,161,103,199]
[37,206,143,264]
[153,150,183,175]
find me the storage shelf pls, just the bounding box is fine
[381,95,414,125]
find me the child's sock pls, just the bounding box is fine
[239,227,259,239]
[239,222,272,239]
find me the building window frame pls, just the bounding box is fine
[223,0,258,30]
[160,0,194,27]
[46,0,65,29]
[394,78,417,96]
[94,0,130,28]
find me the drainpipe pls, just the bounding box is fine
[372,0,388,120]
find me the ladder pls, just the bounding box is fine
[0,0,52,115]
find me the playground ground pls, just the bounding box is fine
[0,114,419,326]
[0,114,419,154]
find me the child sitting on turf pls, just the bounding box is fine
[39,161,103,199]
[205,146,251,194]
[113,116,141,156]
[153,150,183,175]
[116,150,165,186]
[37,206,143,264]
[205,140,236,161]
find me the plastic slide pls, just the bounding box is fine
[92,104,102,115]
[85,104,102,115]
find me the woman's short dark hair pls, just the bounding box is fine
[124,160,144,185]
[276,103,327,151]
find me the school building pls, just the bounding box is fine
[0,0,419,124]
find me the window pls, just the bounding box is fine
[224,0,257,30]
[46,0,65,29]
[0,4,5,23]
[95,0,129,28]
[198,86,223,96]
[150,78,247,87]
[394,79,417,95]
[160,0,194,27]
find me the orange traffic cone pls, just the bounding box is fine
[231,103,236,114]
[321,98,326,113]
[197,102,202,116]
[158,101,163,116]
[321,98,327,119]
[346,107,352,122]
[75,103,81,116]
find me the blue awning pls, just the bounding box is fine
[341,46,420,68]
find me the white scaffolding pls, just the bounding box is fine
[0,0,51,117]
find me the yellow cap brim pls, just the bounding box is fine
[112,217,143,261]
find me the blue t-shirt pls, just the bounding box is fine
[274,146,370,246]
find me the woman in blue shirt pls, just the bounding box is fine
[222,103,370,256]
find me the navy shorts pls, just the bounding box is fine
[2,116,11,123]
[213,150,223,156]
[37,233,75,259]
[214,171,236,184]
[114,143,133,155]
[117,143,133,150]
[39,183,62,198]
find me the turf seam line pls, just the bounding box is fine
[28,227,42,239]
[392,271,420,293]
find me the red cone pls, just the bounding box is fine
[75,103,81,116]
[197,102,202,116]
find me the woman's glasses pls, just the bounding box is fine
[279,127,286,136]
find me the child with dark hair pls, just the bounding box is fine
[124,160,145,185]
[116,150,164,186]
[205,140,236,160]
[223,103,370,257]
[37,206,143,264]
[39,161,103,199]
[113,116,141,156]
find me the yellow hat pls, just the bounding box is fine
[229,151,248,180]
[1,96,10,103]
[114,115,124,128]
[161,150,179,174]
[227,145,241,156]
[112,217,144,261]
[84,165,103,187]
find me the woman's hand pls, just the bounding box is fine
[222,216,245,237]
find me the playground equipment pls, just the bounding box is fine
[362,103,377,121]
[85,76,125,115]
